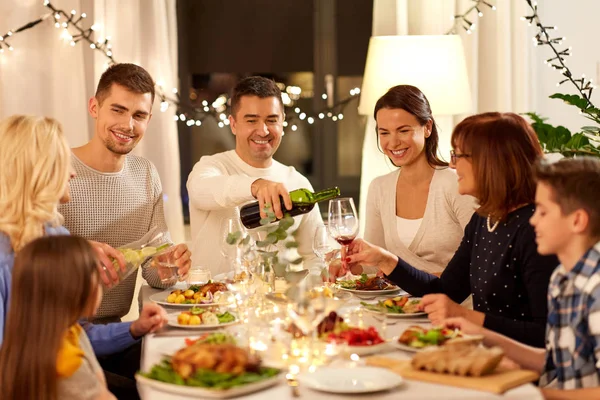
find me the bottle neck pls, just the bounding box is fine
[312,187,341,203]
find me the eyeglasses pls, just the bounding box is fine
[450,150,471,165]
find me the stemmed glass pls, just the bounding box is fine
[328,197,359,274]
[313,225,333,280]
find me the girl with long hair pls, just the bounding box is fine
[0,235,114,400]
[345,112,559,347]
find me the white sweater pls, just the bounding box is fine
[187,150,323,276]
[364,168,477,274]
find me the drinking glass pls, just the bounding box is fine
[187,267,211,285]
[220,217,246,261]
[328,197,359,273]
[151,245,180,283]
[313,225,332,265]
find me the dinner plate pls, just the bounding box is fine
[389,334,484,353]
[361,299,427,318]
[338,286,402,296]
[136,371,282,398]
[297,366,403,394]
[342,341,390,356]
[149,290,228,308]
[166,312,239,330]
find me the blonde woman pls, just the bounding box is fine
[0,116,167,395]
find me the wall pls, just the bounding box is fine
[534,0,600,132]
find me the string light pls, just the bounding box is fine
[446,0,496,35]
[523,0,595,105]
[0,1,361,127]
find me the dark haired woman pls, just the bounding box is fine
[330,85,476,279]
[345,112,559,347]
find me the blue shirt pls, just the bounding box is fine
[0,227,138,356]
[541,241,600,389]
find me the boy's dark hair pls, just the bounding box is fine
[535,157,600,238]
[95,63,155,105]
[230,76,284,118]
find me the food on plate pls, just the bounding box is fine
[176,307,236,326]
[411,343,504,377]
[287,311,348,338]
[324,326,385,347]
[141,343,280,389]
[398,326,482,349]
[361,296,421,314]
[166,281,228,304]
[184,332,237,346]
[338,274,397,291]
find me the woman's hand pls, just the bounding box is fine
[344,239,398,275]
[421,294,485,326]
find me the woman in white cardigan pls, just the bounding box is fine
[331,85,476,278]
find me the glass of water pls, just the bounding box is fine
[151,245,180,283]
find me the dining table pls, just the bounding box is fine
[137,284,544,400]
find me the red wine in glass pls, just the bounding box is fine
[335,236,355,246]
[328,198,359,274]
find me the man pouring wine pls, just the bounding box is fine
[187,76,330,276]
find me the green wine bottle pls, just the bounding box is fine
[240,187,341,229]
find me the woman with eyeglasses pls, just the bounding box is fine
[345,112,559,347]
[329,85,477,281]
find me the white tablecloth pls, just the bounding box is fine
[138,285,543,400]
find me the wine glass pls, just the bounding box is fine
[313,225,333,264]
[328,197,359,274]
[220,216,248,265]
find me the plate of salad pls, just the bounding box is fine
[360,296,426,318]
[337,274,401,295]
[167,307,238,330]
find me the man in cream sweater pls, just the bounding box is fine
[187,76,323,277]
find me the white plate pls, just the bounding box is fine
[361,299,427,319]
[298,366,403,394]
[339,286,401,296]
[343,341,390,356]
[136,371,282,398]
[388,339,422,353]
[167,312,239,330]
[149,290,227,308]
[389,334,484,353]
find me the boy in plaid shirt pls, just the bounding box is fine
[444,157,600,399]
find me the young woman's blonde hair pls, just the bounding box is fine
[0,115,70,251]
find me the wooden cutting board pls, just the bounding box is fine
[365,356,539,394]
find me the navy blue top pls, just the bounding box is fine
[387,204,559,347]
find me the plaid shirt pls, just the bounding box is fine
[541,241,600,389]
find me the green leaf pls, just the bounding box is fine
[550,93,590,110]
[260,217,275,226]
[275,229,288,241]
[266,232,279,244]
[240,235,251,245]
[225,231,241,245]
[285,241,299,248]
[582,126,600,135]
[290,257,303,265]
[256,240,271,247]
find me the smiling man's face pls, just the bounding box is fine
[229,95,284,168]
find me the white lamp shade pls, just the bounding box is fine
[358,35,472,116]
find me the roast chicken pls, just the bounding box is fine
[171,343,261,379]
[198,282,227,296]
